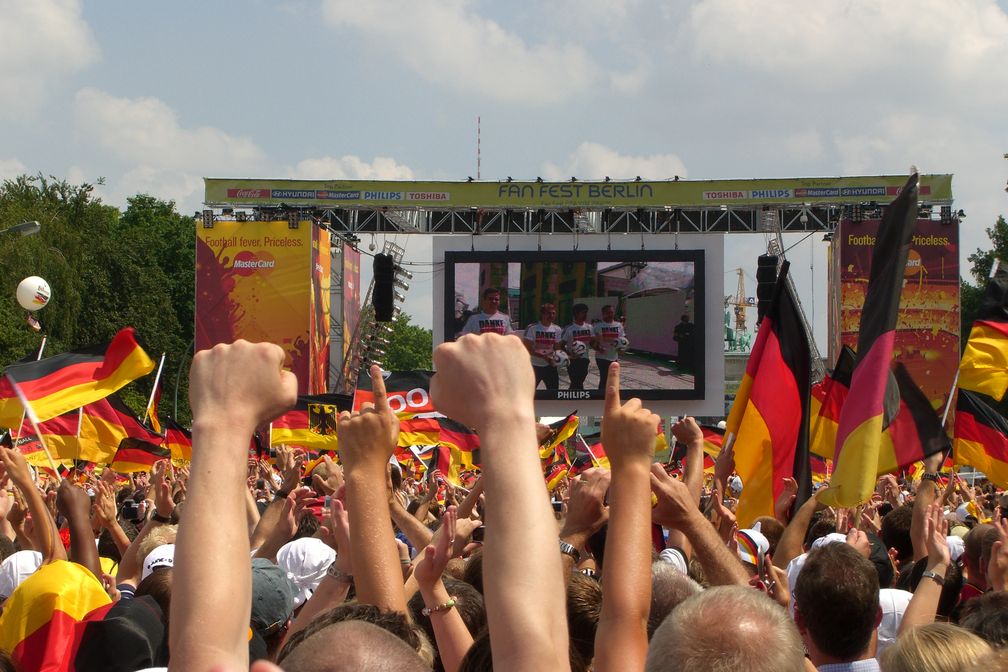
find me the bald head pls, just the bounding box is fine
[277,620,429,672]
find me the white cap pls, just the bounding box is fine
[276,537,336,606]
[658,548,689,575]
[141,543,175,580]
[877,589,914,657]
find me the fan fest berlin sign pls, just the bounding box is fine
[205,175,953,209]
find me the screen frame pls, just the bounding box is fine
[442,248,706,402]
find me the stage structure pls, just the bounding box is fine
[200,175,957,410]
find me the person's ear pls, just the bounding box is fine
[874,606,883,629]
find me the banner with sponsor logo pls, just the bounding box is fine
[205,175,953,210]
[342,244,361,358]
[310,226,331,393]
[195,220,315,393]
[835,218,959,406]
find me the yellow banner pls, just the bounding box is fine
[195,220,314,393]
[205,175,954,209]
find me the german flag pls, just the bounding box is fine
[13,410,80,464]
[544,460,569,491]
[0,328,154,428]
[110,437,171,473]
[810,346,855,459]
[699,424,725,458]
[270,393,350,450]
[538,413,578,461]
[953,389,1008,489]
[353,370,434,414]
[959,260,1008,400]
[726,260,812,527]
[399,414,441,449]
[878,363,950,473]
[436,416,480,484]
[78,393,158,464]
[810,454,831,485]
[145,376,163,434]
[0,560,113,671]
[820,174,919,508]
[165,418,192,465]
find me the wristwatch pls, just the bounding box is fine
[326,562,354,584]
[921,473,941,483]
[921,569,945,586]
[559,540,581,563]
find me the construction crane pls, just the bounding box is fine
[723,268,755,352]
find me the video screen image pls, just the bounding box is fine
[443,250,704,401]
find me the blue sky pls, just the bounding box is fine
[2,0,1007,353]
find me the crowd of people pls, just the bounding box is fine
[0,333,1006,671]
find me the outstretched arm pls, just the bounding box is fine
[169,341,296,672]
[431,334,570,672]
[593,363,658,672]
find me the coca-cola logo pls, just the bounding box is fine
[231,250,276,276]
[226,188,269,199]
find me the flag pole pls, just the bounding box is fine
[12,339,48,442]
[5,374,61,481]
[576,433,602,468]
[144,353,166,424]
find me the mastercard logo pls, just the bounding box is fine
[231,250,276,276]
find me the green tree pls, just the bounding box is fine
[962,215,1008,337]
[381,313,433,370]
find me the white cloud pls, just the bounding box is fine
[319,0,611,101]
[542,142,688,181]
[73,88,267,175]
[0,0,98,117]
[687,0,1008,105]
[289,155,415,180]
[0,159,28,181]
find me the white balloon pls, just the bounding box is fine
[16,276,51,311]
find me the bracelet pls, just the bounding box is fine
[922,569,945,586]
[921,473,940,483]
[151,511,173,524]
[559,540,581,564]
[422,597,457,617]
[274,489,290,501]
[326,563,353,584]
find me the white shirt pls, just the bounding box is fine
[525,322,563,366]
[561,322,594,359]
[592,320,625,360]
[461,311,512,336]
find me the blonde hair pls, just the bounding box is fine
[136,524,178,565]
[880,623,991,672]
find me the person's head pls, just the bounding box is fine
[277,619,430,672]
[880,622,991,672]
[572,303,588,323]
[480,288,501,313]
[962,523,993,583]
[793,543,880,663]
[648,560,702,639]
[135,567,173,628]
[461,549,484,595]
[277,602,433,669]
[250,558,297,657]
[880,505,914,564]
[566,571,602,667]
[751,517,784,556]
[680,314,689,323]
[646,586,804,672]
[276,537,336,607]
[539,303,557,325]
[602,304,615,322]
[958,590,1008,648]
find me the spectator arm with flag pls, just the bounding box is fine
[959,259,1008,400]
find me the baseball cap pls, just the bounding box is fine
[876,588,913,656]
[251,558,297,636]
[0,550,42,599]
[658,547,689,575]
[141,544,175,581]
[736,528,769,568]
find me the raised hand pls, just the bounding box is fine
[414,506,457,587]
[670,417,703,446]
[189,340,297,437]
[337,365,400,475]
[601,363,661,470]
[431,333,536,434]
[774,477,799,523]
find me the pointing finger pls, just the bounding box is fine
[604,362,621,415]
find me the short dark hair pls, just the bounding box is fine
[481,288,500,299]
[794,544,879,660]
[880,505,914,562]
[567,571,602,666]
[572,303,588,315]
[461,549,484,595]
[959,591,1008,648]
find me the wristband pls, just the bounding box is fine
[274,489,290,501]
[559,540,581,563]
[922,569,945,586]
[151,511,173,524]
[326,563,353,584]
[422,597,457,617]
[921,473,940,483]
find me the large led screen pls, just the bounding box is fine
[442,250,705,403]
